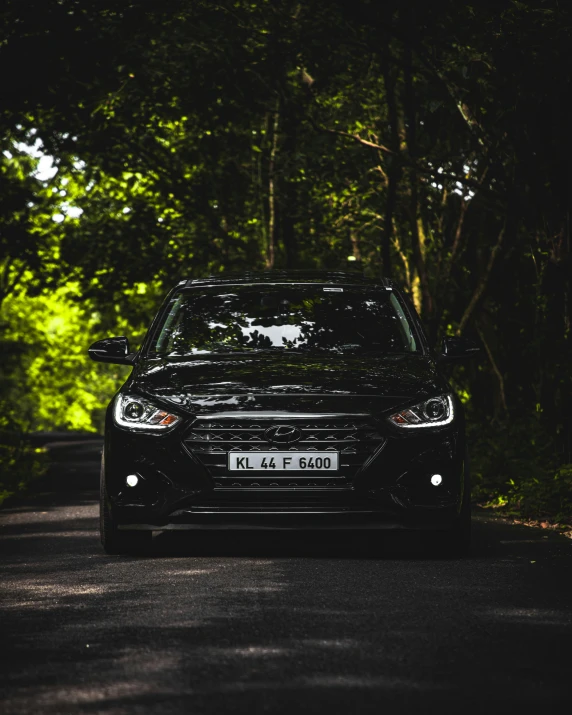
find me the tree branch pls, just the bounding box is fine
[477,324,508,414]
[308,119,394,155]
[309,117,500,199]
[457,223,505,335]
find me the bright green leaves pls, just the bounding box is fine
[1,281,125,433]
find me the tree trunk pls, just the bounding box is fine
[266,100,280,269]
[403,42,432,322]
[457,223,505,335]
[381,58,401,280]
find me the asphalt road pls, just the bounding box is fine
[1,439,572,714]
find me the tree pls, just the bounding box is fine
[0,0,570,509]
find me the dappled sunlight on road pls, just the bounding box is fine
[1,496,572,713]
[483,607,572,626]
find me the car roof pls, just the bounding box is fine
[182,270,395,289]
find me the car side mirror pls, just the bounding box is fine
[438,336,480,363]
[88,336,135,365]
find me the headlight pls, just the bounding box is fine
[113,394,181,431]
[388,394,454,429]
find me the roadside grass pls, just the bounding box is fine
[469,418,572,539]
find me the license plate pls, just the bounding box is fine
[228,452,339,471]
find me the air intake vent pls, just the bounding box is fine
[183,417,384,490]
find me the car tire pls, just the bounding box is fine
[439,495,471,558]
[100,457,152,556]
[434,450,472,558]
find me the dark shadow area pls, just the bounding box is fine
[151,522,489,561]
[2,435,103,507]
[42,438,102,492]
[1,510,571,715]
[1,491,98,509]
[1,491,99,514]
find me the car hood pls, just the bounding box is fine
[127,353,448,417]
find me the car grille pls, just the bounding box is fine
[183,417,385,489]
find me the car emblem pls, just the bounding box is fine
[264,425,302,444]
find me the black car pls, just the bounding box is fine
[89,270,479,555]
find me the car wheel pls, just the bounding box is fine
[438,495,471,557]
[434,451,472,558]
[100,457,152,555]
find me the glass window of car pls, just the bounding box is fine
[152,286,419,356]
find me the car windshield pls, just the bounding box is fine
[151,285,419,356]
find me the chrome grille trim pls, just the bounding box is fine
[183,416,385,489]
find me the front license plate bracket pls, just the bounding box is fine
[228,452,339,471]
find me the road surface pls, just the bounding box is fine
[1,438,571,714]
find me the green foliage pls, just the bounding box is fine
[1,281,128,434]
[0,143,61,304]
[469,417,572,523]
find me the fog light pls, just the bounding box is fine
[430,474,443,486]
[126,474,139,487]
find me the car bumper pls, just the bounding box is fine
[103,413,467,532]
